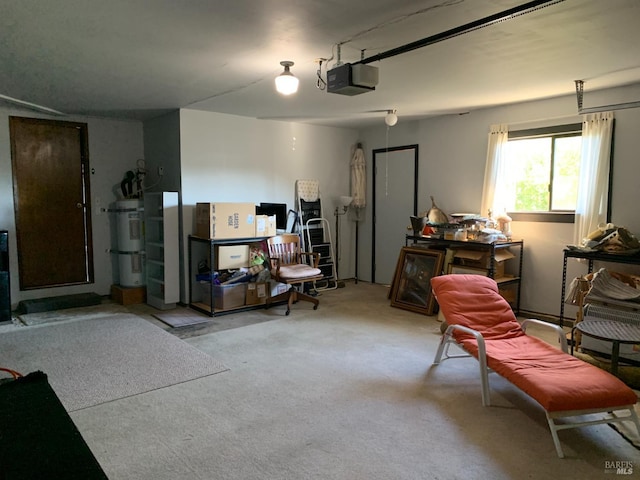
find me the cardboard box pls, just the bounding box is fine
[195,202,256,239]
[201,282,246,310]
[498,283,517,305]
[111,285,146,305]
[246,282,269,305]
[216,245,250,270]
[255,215,277,237]
[453,248,515,278]
[269,280,289,298]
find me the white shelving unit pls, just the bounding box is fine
[144,191,179,309]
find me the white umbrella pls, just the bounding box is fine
[350,144,366,209]
[350,144,366,283]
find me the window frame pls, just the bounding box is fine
[506,123,582,224]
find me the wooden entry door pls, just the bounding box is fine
[10,117,94,290]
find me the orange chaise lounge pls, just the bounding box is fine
[430,274,640,458]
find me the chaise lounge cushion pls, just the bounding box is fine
[432,274,638,412]
[481,335,637,412]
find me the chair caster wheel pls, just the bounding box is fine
[285,310,290,316]
[313,305,318,310]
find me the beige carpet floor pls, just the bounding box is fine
[55,281,640,479]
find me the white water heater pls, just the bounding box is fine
[115,199,144,287]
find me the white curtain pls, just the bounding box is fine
[480,124,509,218]
[573,112,614,246]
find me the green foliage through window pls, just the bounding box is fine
[506,125,581,213]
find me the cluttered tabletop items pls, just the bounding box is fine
[409,196,513,244]
[567,223,640,256]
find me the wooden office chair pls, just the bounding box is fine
[266,234,323,315]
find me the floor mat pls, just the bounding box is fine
[18,303,128,326]
[609,402,640,450]
[0,314,228,411]
[152,308,212,328]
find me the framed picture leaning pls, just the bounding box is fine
[390,247,445,315]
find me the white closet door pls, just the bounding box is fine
[373,146,417,285]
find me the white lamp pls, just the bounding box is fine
[275,61,299,95]
[385,110,398,126]
[339,195,353,212]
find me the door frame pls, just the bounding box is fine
[371,144,419,284]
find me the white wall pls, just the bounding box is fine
[4,83,639,316]
[357,83,640,317]
[178,109,359,303]
[0,107,144,308]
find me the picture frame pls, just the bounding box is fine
[390,247,445,315]
[447,264,489,276]
[285,209,299,233]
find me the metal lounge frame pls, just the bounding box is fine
[433,319,640,458]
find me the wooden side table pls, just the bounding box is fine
[572,319,640,376]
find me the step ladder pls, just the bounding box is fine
[295,180,337,291]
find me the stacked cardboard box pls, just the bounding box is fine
[111,285,146,305]
[452,248,515,278]
[195,203,256,239]
[246,282,269,305]
[201,283,247,310]
[255,215,277,237]
[215,245,250,269]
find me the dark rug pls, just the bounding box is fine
[0,371,108,479]
[16,292,102,314]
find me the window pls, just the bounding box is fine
[481,116,613,230]
[505,124,581,222]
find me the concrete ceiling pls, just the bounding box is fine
[2,0,639,128]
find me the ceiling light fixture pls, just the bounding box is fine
[275,61,299,95]
[385,110,398,126]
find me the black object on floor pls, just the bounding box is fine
[16,292,102,314]
[0,371,109,479]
